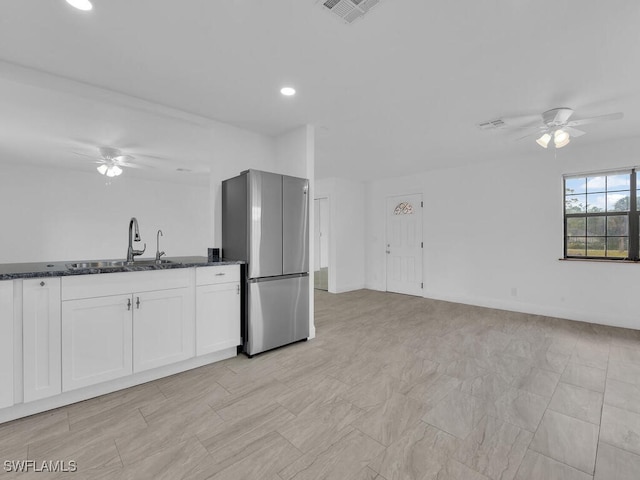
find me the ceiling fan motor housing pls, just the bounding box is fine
[542,107,574,127]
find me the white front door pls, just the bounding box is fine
[386,194,423,296]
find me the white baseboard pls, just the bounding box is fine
[423,290,639,331]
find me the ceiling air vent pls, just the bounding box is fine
[319,0,382,24]
[476,119,506,130]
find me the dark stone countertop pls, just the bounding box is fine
[0,256,244,281]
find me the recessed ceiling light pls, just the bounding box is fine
[66,0,93,11]
[280,87,296,96]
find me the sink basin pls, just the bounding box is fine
[67,260,128,269]
[66,259,174,270]
[131,259,175,266]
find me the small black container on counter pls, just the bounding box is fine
[208,248,221,262]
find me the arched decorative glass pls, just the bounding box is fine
[394,202,413,215]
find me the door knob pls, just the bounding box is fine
[40,281,45,287]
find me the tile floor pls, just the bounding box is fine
[2,289,640,479]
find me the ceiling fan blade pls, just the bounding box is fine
[553,108,574,124]
[72,151,98,159]
[113,155,135,162]
[515,130,546,141]
[117,162,147,170]
[567,112,623,126]
[563,126,586,137]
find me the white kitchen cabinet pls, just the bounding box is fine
[196,266,241,356]
[0,281,14,409]
[23,278,61,402]
[133,287,194,373]
[62,294,133,392]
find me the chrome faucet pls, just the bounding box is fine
[126,217,146,263]
[155,230,165,263]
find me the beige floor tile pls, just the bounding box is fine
[607,361,640,386]
[278,398,364,452]
[353,392,429,446]
[405,373,461,408]
[608,345,640,366]
[370,422,459,480]
[490,388,548,432]
[530,349,570,374]
[594,441,640,480]
[27,427,122,473]
[512,367,560,398]
[341,373,410,410]
[444,357,490,380]
[211,380,290,422]
[0,411,69,452]
[279,428,384,480]
[571,342,610,370]
[276,375,351,415]
[116,437,213,480]
[604,378,640,415]
[68,402,147,438]
[460,372,511,402]
[514,450,592,480]
[207,431,301,480]
[64,382,165,427]
[600,404,640,456]
[454,415,532,480]
[426,459,490,480]
[530,410,598,474]
[198,403,294,466]
[548,382,603,424]
[422,390,488,439]
[561,362,606,393]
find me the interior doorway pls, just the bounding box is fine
[386,193,423,296]
[314,197,329,291]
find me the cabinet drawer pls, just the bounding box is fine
[196,265,240,286]
[62,269,191,300]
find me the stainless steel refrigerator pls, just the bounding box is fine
[222,169,309,356]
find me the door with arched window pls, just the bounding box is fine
[386,194,423,296]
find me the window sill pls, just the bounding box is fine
[559,258,638,264]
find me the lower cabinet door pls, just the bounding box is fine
[23,278,62,402]
[196,282,241,356]
[0,281,14,409]
[133,288,194,373]
[62,295,133,392]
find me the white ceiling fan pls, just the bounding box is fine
[480,107,624,149]
[74,146,143,177]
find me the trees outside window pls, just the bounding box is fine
[564,170,638,260]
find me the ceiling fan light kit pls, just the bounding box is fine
[478,106,623,150]
[97,164,123,177]
[553,129,570,148]
[536,133,551,149]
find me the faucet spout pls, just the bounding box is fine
[127,217,146,263]
[155,229,166,262]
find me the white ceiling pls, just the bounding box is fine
[1,0,640,181]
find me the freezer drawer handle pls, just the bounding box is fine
[215,273,226,276]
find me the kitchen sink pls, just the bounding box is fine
[66,259,174,270]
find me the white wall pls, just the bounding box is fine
[365,137,640,330]
[0,163,210,263]
[316,177,366,294]
[275,125,316,338]
[209,123,277,247]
